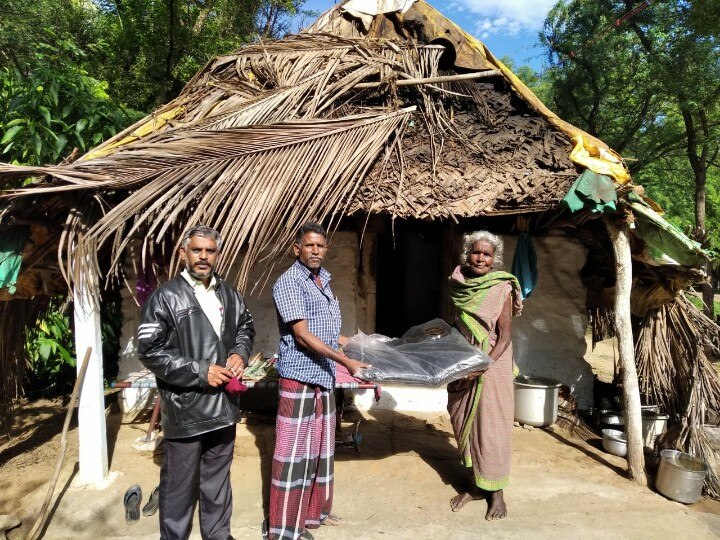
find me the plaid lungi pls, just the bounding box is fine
[264,377,335,540]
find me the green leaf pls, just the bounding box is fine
[49,84,59,107]
[75,118,88,133]
[1,125,22,144]
[38,341,52,361]
[57,343,75,366]
[33,133,42,159]
[4,118,24,128]
[40,125,58,142]
[39,105,51,126]
[2,141,14,154]
[54,134,68,155]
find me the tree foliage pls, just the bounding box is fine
[540,0,720,249]
[0,1,311,164]
[0,42,137,166]
[0,0,311,395]
[89,0,313,111]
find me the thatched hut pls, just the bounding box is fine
[0,0,718,495]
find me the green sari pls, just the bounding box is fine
[448,268,521,491]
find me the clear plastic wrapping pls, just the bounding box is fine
[345,319,492,387]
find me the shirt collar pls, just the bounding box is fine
[292,259,331,282]
[181,268,218,290]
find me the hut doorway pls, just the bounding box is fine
[375,220,444,337]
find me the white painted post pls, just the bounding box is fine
[73,280,109,485]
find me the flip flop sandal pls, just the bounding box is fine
[299,531,314,540]
[123,485,142,523]
[142,486,160,517]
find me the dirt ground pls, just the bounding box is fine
[1,393,719,540]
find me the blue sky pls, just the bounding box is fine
[295,0,556,71]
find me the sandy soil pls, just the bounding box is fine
[1,394,719,540]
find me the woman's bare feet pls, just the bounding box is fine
[450,488,483,511]
[485,489,507,520]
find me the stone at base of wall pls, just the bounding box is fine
[352,385,448,412]
[119,384,451,416]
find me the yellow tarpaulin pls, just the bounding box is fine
[569,135,631,184]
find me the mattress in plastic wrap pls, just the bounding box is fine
[345,319,492,387]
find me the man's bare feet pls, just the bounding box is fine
[450,490,482,512]
[485,489,507,520]
[322,514,341,526]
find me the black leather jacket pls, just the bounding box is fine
[138,273,255,439]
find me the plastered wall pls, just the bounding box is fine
[504,234,593,409]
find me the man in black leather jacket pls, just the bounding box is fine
[138,225,255,540]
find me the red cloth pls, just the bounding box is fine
[225,377,248,394]
[334,362,358,384]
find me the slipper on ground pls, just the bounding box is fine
[142,486,160,517]
[123,485,142,523]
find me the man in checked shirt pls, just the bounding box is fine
[263,222,369,540]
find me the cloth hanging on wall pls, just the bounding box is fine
[511,232,538,299]
[0,227,30,294]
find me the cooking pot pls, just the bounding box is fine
[514,375,562,427]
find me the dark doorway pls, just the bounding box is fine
[376,220,444,337]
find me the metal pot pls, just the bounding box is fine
[655,449,708,504]
[602,429,627,457]
[641,413,669,447]
[597,409,624,428]
[596,409,668,447]
[514,376,562,427]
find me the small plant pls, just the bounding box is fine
[25,302,76,395]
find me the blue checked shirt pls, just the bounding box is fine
[272,260,341,389]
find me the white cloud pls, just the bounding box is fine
[449,0,556,37]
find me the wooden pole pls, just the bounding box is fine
[354,70,501,89]
[604,216,647,485]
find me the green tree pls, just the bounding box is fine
[498,56,551,103]
[540,0,720,314]
[0,41,138,166]
[0,1,139,166]
[90,0,310,111]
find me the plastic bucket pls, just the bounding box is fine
[655,449,708,504]
[514,376,562,427]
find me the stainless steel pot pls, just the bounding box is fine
[514,376,562,427]
[655,449,708,504]
[602,429,627,457]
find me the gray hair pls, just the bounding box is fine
[181,225,223,250]
[294,222,327,244]
[461,230,503,269]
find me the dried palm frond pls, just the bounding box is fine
[2,110,414,290]
[636,294,720,498]
[0,297,51,435]
[587,307,616,348]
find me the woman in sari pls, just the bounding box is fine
[447,230,522,520]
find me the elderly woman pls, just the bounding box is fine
[447,230,522,520]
